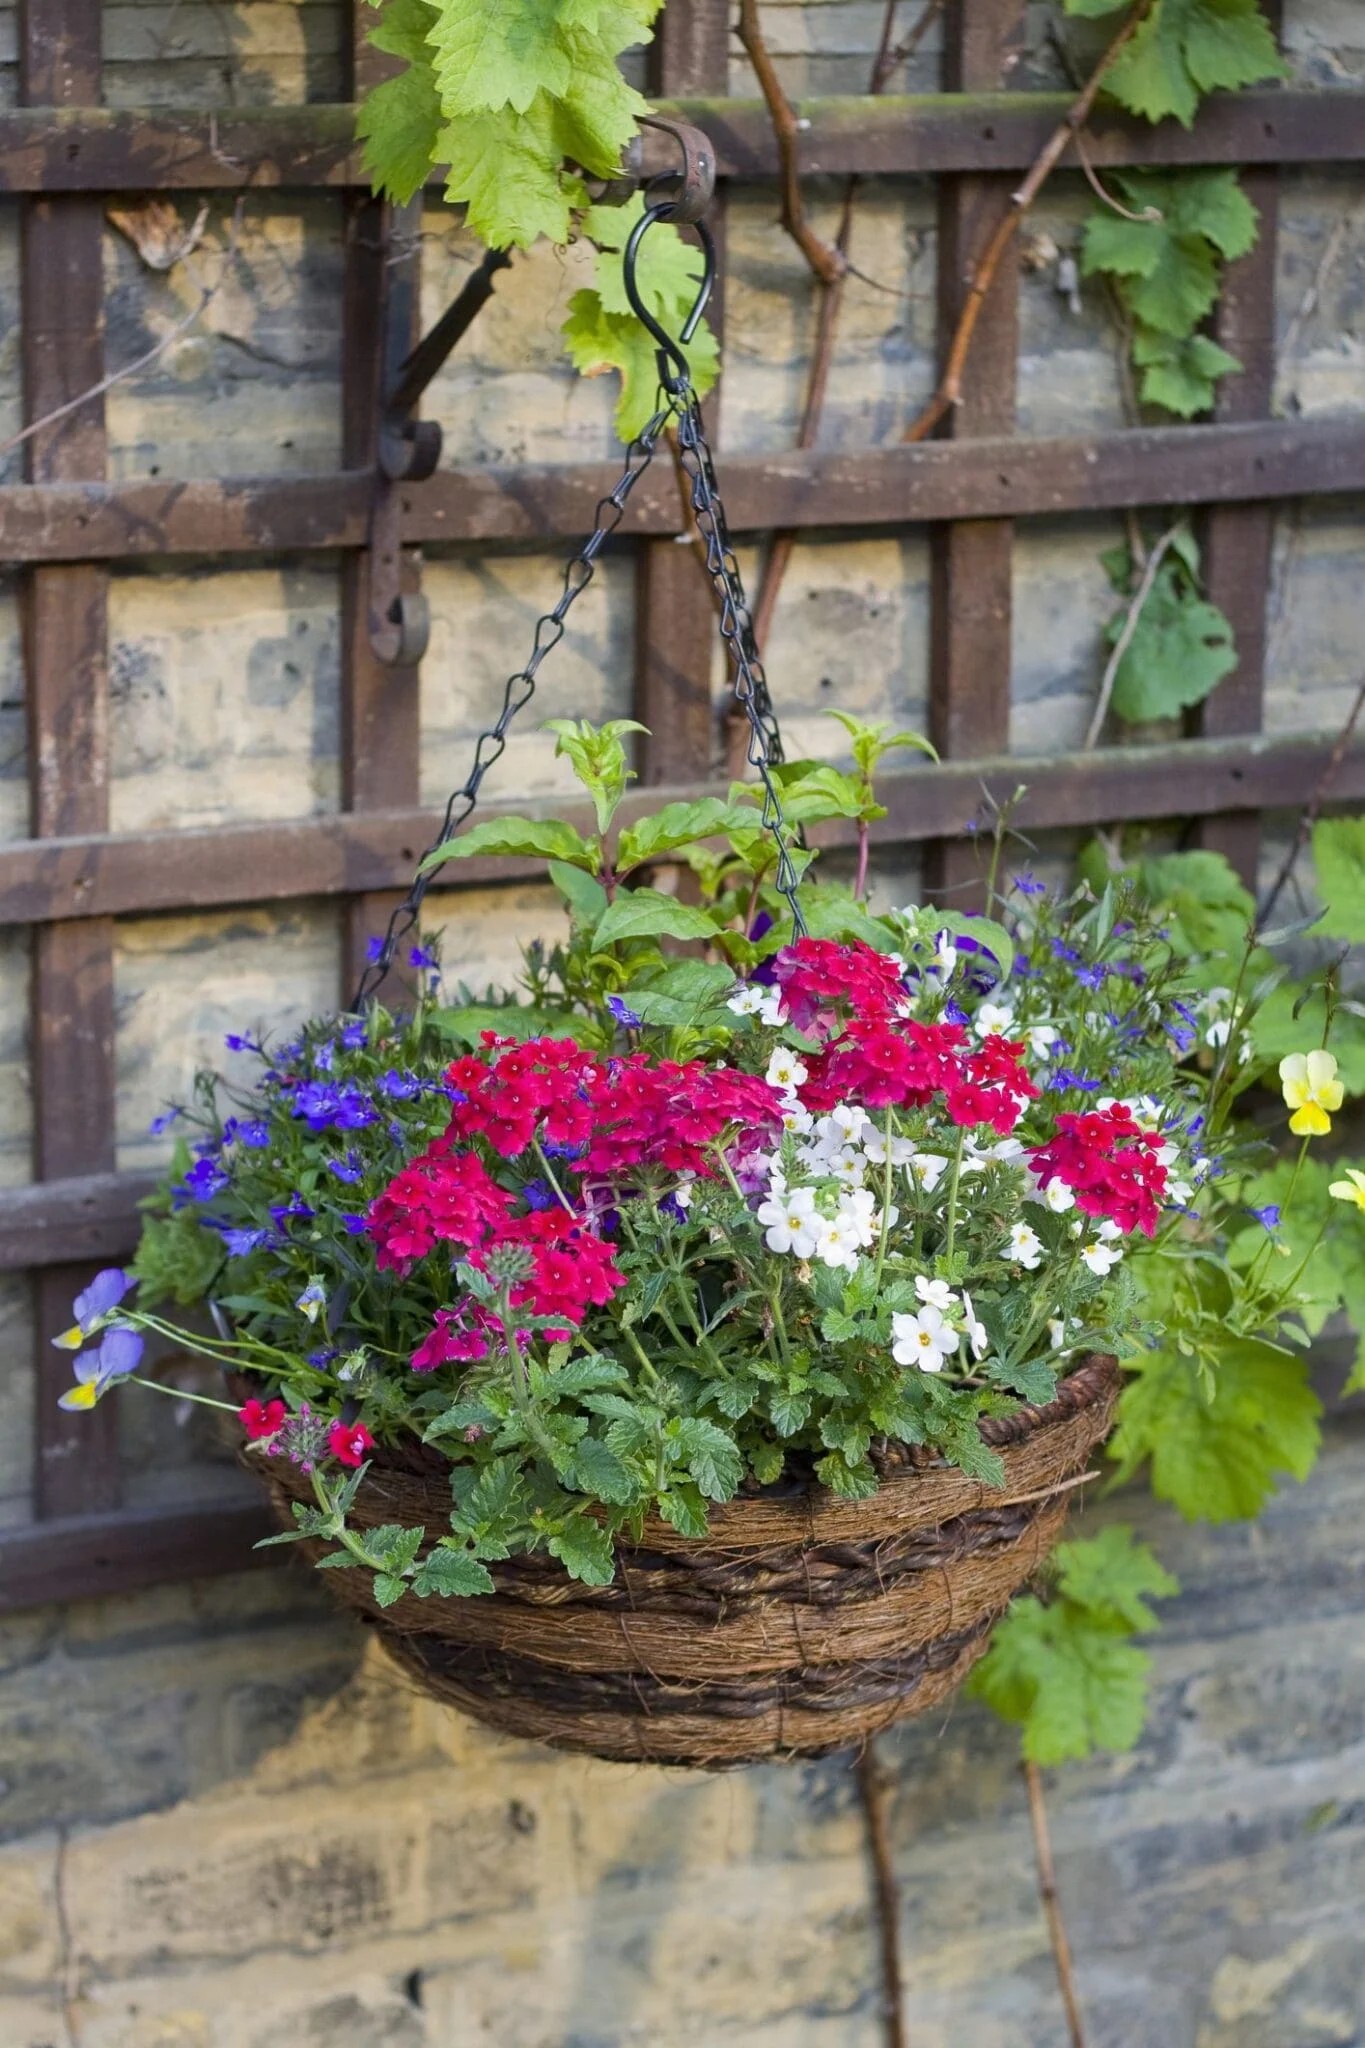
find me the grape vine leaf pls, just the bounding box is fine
[1311,816,1365,944]
[564,195,720,435]
[1106,559,1237,723]
[1108,1336,1322,1521]
[1131,325,1242,416]
[437,101,584,249]
[1083,171,1256,337]
[1054,1525,1181,1629]
[1104,0,1287,129]
[357,0,443,203]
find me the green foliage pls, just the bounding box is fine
[564,194,719,436]
[131,1210,225,1308]
[593,887,720,949]
[1099,533,1237,723]
[1099,0,1286,130]
[421,815,599,873]
[968,1528,1178,1764]
[1083,169,1259,420]
[1311,817,1365,944]
[548,716,645,832]
[1109,1336,1322,1521]
[356,0,443,204]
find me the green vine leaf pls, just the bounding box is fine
[358,0,443,203]
[1104,552,1237,723]
[564,195,720,436]
[1131,325,1242,416]
[1083,170,1257,337]
[1103,0,1286,129]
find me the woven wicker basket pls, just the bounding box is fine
[259,1356,1119,1766]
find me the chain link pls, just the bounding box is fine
[350,215,806,1008]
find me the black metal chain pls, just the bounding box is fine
[349,193,806,1010]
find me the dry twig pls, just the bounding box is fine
[902,0,1156,443]
[736,0,847,285]
[1024,1761,1089,2048]
[1083,523,1181,750]
[1256,674,1365,930]
[0,199,246,463]
[857,1741,908,2048]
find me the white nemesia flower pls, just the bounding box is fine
[838,1187,884,1247]
[726,986,764,1016]
[757,990,786,1027]
[1166,1178,1193,1206]
[914,1275,957,1312]
[1006,1222,1043,1269]
[1096,1218,1122,1241]
[814,1218,860,1271]
[1080,1241,1123,1276]
[960,1289,989,1360]
[933,932,958,980]
[765,1049,809,1093]
[779,1102,814,1137]
[1205,1018,1232,1049]
[826,1103,871,1146]
[862,1128,917,1167]
[827,1146,867,1189]
[891,1306,961,1373]
[1043,1178,1076,1214]
[1026,1022,1058,1060]
[673,1181,694,1209]
[976,1002,1015,1037]
[908,1152,950,1193]
[1047,1317,1069,1350]
[756,1186,819,1257]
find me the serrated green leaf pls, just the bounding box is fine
[1107,562,1237,724]
[622,959,736,1030]
[131,1210,225,1309]
[658,1484,710,1538]
[372,1572,409,1609]
[673,1417,743,1501]
[420,814,598,873]
[749,1441,785,1485]
[1052,1526,1180,1631]
[968,1598,1155,1762]
[357,21,442,202]
[412,1547,496,1597]
[563,284,719,438]
[814,1451,880,1500]
[593,887,719,949]
[768,1385,811,1437]
[1311,817,1365,944]
[547,1512,617,1585]
[1132,325,1242,417]
[1104,0,1284,129]
[438,100,577,250]
[1109,1336,1322,1521]
[566,1433,639,1503]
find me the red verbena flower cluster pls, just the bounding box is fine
[441,1035,782,1176]
[1028,1104,1168,1237]
[774,939,1038,1133]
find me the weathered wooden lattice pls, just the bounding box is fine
[0,0,1362,1610]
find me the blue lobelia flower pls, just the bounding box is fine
[224,1032,263,1054]
[270,1194,316,1228]
[177,1156,231,1206]
[340,1019,368,1050]
[379,1069,420,1100]
[236,1119,271,1149]
[148,1106,182,1137]
[58,1326,144,1409]
[53,1268,131,1350]
[365,936,386,964]
[606,994,643,1029]
[522,1179,557,1212]
[1075,963,1107,990]
[1011,872,1046,899]
[1249,1203,1282,1230]
[328,1151,365,1185]
[341,1213,369,1236]
[217,1224,275,1257]
[409,943,438,970]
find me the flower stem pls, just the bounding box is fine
[943,1127,967,1263]
[129,1375,239,1413]
[532,1141,577,1214]
[874,1106,896,1288]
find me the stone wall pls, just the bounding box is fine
[1,2,1364,2042]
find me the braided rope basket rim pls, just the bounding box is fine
[256,1355,1120,1766]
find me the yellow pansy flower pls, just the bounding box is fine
[1279,1049,1344,1137]
[1329,1166,1365,1212]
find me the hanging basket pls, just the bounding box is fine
[256,1355,1118,1767]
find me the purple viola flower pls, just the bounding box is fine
[340,1019,368,1050]
[328,1151,365,1185]
[179,1156,230,1204]
[379,1069,420,1100]
[236,1120,271,1149]
[606,995,643,1029]
[57,1325,145,1409]
[148,1106,181,1137]
[1250,1203,1281,1230]
[54,1268,132,1350]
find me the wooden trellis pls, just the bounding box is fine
[1,0,1363,1609]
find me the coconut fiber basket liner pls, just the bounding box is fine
[261,1356,1119,1767]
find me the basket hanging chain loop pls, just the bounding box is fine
[350,159,806,1011]
[349,410,671,1007]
